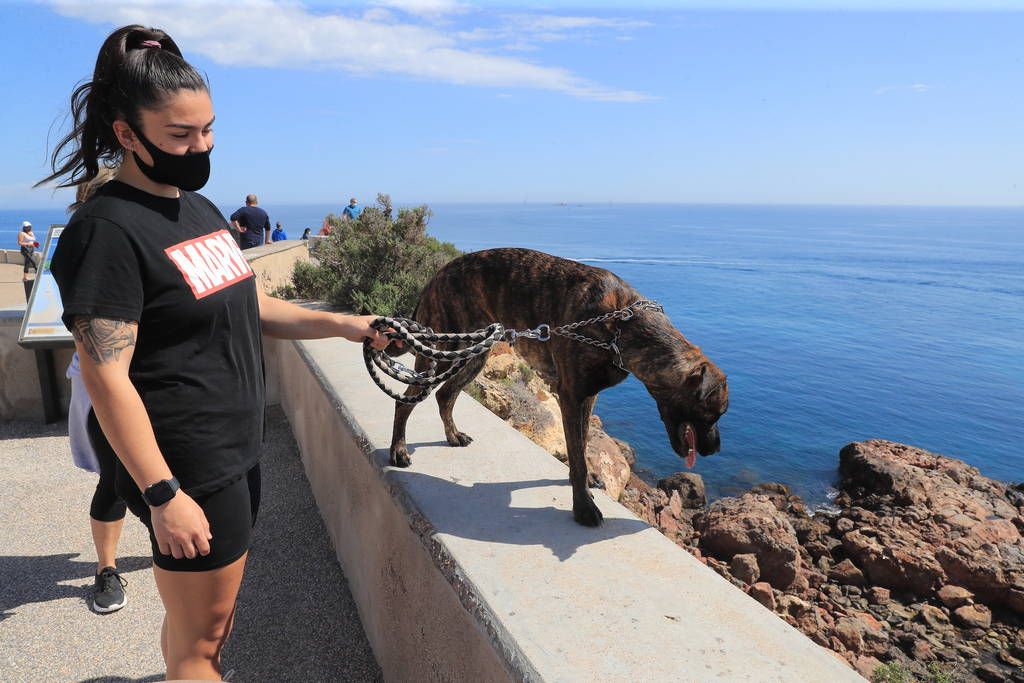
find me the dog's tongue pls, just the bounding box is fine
[685,424,697,469]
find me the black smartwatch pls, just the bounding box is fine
[142,477,180,507]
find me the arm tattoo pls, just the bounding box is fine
[72,317,137,365]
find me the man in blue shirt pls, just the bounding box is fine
[342,197,362,221]
[271,222,287,242]
[230,194,271,250]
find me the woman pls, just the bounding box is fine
[17,221,38,282]
[64,166,132,614]
[38,25,393,680]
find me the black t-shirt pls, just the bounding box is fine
[229,205,270,249]
[52,180,265,496]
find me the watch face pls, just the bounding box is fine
[145,479,177,506]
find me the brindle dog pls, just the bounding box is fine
[388,248,729,527]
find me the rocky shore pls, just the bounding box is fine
[469,345,1024,683]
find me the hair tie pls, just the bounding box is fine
[140,40,162,49]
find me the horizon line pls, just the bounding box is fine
[5,199,1024,213]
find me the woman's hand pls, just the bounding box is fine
[338,314,398,351]
[150,491,213,560]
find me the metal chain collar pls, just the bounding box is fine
[363,300,663,403]
[549,299,663,370]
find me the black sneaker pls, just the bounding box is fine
[92,566,127,613]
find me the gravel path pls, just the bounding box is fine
[0,405,382,682]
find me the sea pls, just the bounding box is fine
[5,202,1022,506]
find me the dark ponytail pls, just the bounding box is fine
[36,25,208,189]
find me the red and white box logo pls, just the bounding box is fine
[164,230,254,299]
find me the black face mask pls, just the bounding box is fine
[130,126,212,192]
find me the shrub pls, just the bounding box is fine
[284,193,461,316]
[872,663,911,683]
[518,362,535,383]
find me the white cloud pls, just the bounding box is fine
[458,13,652,49]
[507,15,652,33]
[874,83,932,95]
[51,0,651,102]
[372,0,468,17]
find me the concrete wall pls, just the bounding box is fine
[266,333,867,682]
[240,240,310,295]
[1,249,28,266]
[0,307,74,420]
[0,241,308,422]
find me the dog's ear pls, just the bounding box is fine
[695,364,723,403]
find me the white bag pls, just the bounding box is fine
[67,353,101,474]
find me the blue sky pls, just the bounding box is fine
[2,1,1022,208]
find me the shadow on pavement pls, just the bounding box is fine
[0,553,150,623]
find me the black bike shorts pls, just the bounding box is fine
[117,465,261,572]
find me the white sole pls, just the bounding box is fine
[92,593,127,613]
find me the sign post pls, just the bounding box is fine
[18,225,74,423]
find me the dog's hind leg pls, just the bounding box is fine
[389,355,432,467]
[435,353,489,447]
[558,392,603,527]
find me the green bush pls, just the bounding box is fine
[284,193,461,316]
[872,663,911,683]
[870,661,956,683]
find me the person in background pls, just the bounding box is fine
[18,221,39,282]
[300,228,311,240]
[67,166,130,613]
[318,217,332,236]
[230,194,270,250]
[342,197,361,221]
[270,222,287,242]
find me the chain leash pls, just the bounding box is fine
[362,300,663,403]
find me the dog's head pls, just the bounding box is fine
[649,360,729,468]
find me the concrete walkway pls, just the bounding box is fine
[0,405,382,683]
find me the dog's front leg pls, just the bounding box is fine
[390,400,417,467]
[558,392,603,526]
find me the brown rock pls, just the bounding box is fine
[976,663,1010,683]
[851,655,883,680]
[937,584,974,609]
[668,490,683,518]
[657,509,681,536]
[730,553,760,584]
[776,594,828,645]
[748,582,775,610]
[805,540,832,560]
[828,558,866,586]
[834,614,885,654]
[657,472,706,509]
[481,352,518,379]
[583,428,632,502]
[838,439,1024,614]
[620,476,672,528]
[697,494,802,589]
[910,638,936,662]
[867,586,890,604]
[953,604,992,630]
[842,529,945,596]
[917,604,951,631]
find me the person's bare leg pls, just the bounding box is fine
[90,517,124,572]
[161,614,169,666]
[154,553,247,681]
